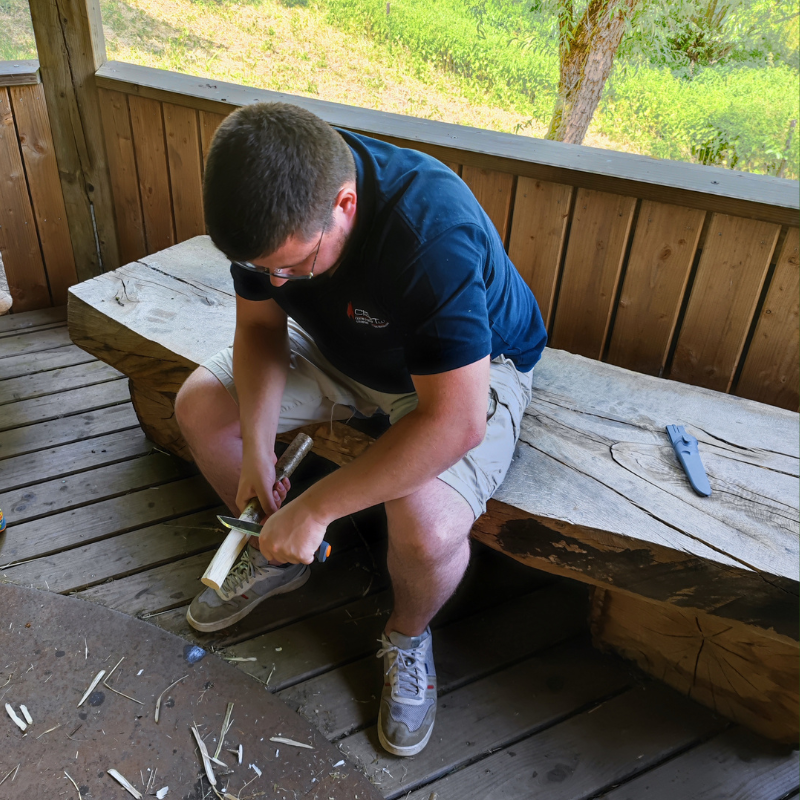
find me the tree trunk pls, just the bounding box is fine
[547,0,641,144]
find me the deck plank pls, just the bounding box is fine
[0,451,196,524]
[0,428,152,493]
[0,360,121,404]
[0,507,225,592]
[0,377,129,430]
[0,474,219,565]
[0,306,66,333]
[401,684,726,800]
[0,325,72,358]
[0,343,97,380]
[276,583,589,739]
[598,726,799,800]
[0,402,139,460]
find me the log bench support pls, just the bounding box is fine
[68,235,800,743]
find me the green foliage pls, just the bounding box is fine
[319,0,799,177]
[0,0,37,60]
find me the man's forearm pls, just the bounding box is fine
[301,406,483,523]
[232,325,290,457]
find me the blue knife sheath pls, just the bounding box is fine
[666,425,712,497]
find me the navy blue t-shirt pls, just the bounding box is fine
[231,130,547,394]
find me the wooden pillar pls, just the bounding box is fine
[28,0,120,280]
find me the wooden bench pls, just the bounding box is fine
[68,236,799,743]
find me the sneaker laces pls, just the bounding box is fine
[377,638,427,703]
[218,547,257,599]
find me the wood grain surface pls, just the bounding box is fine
[461,165,515,241]
[164,102,205,242]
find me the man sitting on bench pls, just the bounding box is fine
[175,102,547,757]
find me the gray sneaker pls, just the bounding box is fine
[186,546,310,633]
[376,627,437,756]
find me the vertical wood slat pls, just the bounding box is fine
[669,213,780,393]
[507,178,573,328]
[736,227,799,410]
[164,103,204,243]
[461,165,515,242]
[9,83,77,305]
[99,87,146,266]
[128,96,175,254]
[550,188,637,359]
[199,110,227,169]
[28,0,120,279]
[606,201,706,376]
[0,87,51,312]
[443,161,462,176]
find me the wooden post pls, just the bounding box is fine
[28,0,120,281]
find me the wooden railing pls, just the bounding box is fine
[1,51,797,411]
[93,61,799,412]
[0,61,77,311]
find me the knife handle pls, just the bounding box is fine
[239,432,314,525]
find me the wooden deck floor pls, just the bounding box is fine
[1,307,798,800]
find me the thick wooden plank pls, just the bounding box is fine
[1,507,225,592]
[0,402,139,461]
[10,83,78,305]
[507,178,572,327]
[591,589,799,743]
[163,102,205,242]
[128,95,175,253]
[402,684,725,800]
[0,377,129,432]
[0,474,218,566]
[0,325,71,359]
[600,727,799,800]
[736,227,800,410]
[0,60,40,87]
[199,110,226,169]
[670,213,780,392]
[278,583,588,740]
[95,62,799,227]
[0,359,119,405]
[0,86,51,312]
[0,306,66,333]
[0,343,96,381]
[98,87,147,265]
[550,189,636,358]
[607,201,705,375]
[461,165,514,241]
[0,428,152,493]
[68,237,236,392]
[0,450,196,524]
[475,349,799,640]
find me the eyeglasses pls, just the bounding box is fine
[233,210,331,281]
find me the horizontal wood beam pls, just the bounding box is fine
[95,60,799,227]
[0,60,40,87]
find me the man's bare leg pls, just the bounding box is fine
[174,366,243,514]
[384,477,474,637]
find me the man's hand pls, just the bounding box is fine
[236,449,291,517]
[257,499,328,565]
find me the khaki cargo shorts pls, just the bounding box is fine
[203,320,533,519]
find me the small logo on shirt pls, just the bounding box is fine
[347,301,389,329]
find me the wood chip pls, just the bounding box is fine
[65,770,82,799]
[103,657,143,705]
[191,725,217,786]
[0,763,20,786]
[213,703,234,759]
[107,769,143,799]
[222,657,257,662]
[19,705,32,725]
[154,675,187,723]
[5,703,27,731]
[77,670,106,707]
[269,736,313,749]
[156,789,169,799]
[36,723,61,739]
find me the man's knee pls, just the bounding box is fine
[385,479,473,560]
[175,366,238,441]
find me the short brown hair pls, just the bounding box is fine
[203,102,355,260]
